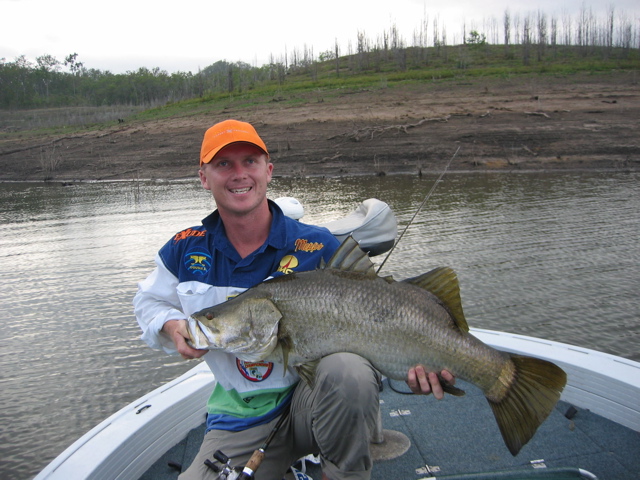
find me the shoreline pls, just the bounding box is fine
[1,72,638,182]
[1,166,637,187]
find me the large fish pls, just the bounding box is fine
[188,237,567,456]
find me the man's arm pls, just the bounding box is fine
[133,253,191,354]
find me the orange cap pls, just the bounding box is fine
[199,119,269,166]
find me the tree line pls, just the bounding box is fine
[1,5,638,110]
[0,55,271,109]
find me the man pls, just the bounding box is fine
[134,119,454,480]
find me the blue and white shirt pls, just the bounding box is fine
[134,200,340,431]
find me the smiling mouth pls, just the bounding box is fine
[230,187,252,194]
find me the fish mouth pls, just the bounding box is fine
[187,317,219,349]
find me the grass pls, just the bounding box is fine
[1,43,638,138]
[0,105,146,137]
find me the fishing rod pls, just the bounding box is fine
[205,406,290,479]
[207,148,459,478]
[376,146,460,274]
[236,407,289,479]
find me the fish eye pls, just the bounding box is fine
[206,313,214,320]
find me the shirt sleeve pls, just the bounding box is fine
[133,253,188,354]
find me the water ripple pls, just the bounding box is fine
[0,172,638,479]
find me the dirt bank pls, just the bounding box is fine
[1,72,638,182]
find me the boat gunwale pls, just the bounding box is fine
[34,329,640,480]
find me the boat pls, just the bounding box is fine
[34,199,640,480]
[274,196,398,257]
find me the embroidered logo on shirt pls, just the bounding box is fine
[184,250,212,275]
[237,359,274,382]
[173,228,205,243]
[277,255,299,274]
[294,238,324,252]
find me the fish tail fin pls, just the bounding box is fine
[487,354,567,456]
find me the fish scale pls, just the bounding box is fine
[189,237,567,456]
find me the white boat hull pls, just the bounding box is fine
[34,330,640,480]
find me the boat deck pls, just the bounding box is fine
[141,377,640,480]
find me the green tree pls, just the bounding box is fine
[467,30,486,46]
[64,52,84,95]
[36,54,61,101]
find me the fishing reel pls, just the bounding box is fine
[204,449,238,479]
[204,409,289,479]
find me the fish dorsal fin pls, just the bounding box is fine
[325,236,376,275]
[403,267,469,332]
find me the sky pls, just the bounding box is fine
[2,0,638,74]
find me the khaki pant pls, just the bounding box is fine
[179,353,381,480]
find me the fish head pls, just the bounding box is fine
[188,293,282,362]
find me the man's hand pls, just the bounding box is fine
[162,319,207,360]
[406,365,455,399]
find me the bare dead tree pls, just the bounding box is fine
[522,14,532,66]
[606,5,615,52]
[462,19,467,45]
[577,3,593,53]
[550,15,558,57]
[537,10,548,61]
[513,12,521,45]
[587,6,597,51]
[390,22,403,51]
[504,10,511,57]
[433,15,441,55]
[489,16,499,45]
[356,30,369,71]
[334,38,340,77]
[441,25,449,62]
[284,45,288,71]
[619,15,633,56]
[411,12,429,65]
[562,9,572,46]
[289,47,299,69]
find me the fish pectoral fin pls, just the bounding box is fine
[278,336,293,377]
[295,360,321,388]
[403,267,469,332]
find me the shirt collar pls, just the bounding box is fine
[201,199,288,253]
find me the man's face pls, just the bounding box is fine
[199,143,273,217]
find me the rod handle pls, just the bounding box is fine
[238,449,265,479]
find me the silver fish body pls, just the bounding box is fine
[189,237,566,455]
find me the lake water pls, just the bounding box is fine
[1,171,638,480]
